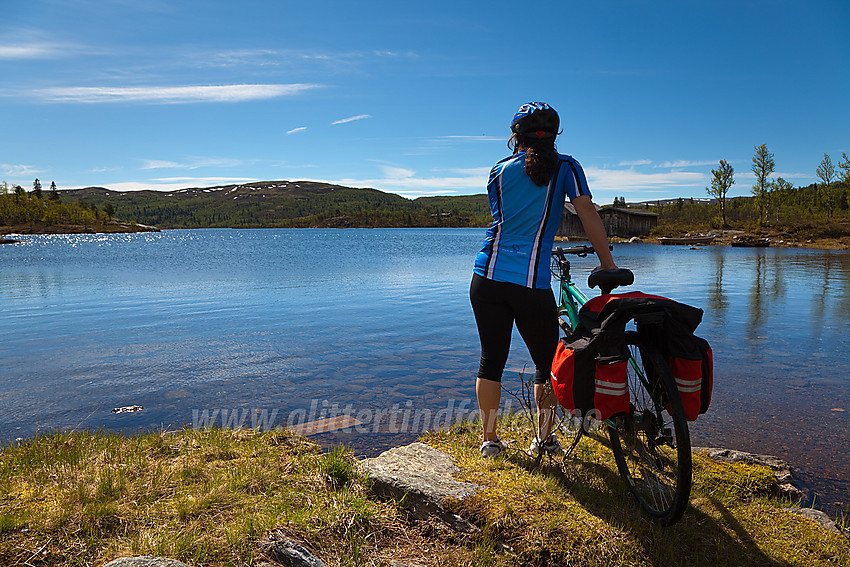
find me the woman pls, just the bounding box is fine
[471,102,618,458]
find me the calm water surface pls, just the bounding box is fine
[1,229,848,513]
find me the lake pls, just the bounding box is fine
[1,228,848,514]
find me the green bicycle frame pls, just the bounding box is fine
[554,263,656,429]
[557,280,589,330]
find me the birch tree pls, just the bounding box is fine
[771,177,793,222]
[751,144,774,224]
[707,160,734,227]
[816,153,837,220]
[839,152,850,184]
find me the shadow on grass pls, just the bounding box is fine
[506,445,792,567]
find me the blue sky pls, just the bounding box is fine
[1,0,848,203]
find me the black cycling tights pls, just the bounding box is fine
[469,273,558,384]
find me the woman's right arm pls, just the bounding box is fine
[572,195,617,271]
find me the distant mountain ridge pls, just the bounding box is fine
[61,180,491,229]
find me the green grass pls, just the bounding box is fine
[422,415,849,566]
[0,428,411,566]
[0,423,847,566]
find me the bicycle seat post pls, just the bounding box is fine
[634,311,665,344]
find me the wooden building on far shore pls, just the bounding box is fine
[558,205,658,239]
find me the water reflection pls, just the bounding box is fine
[707,251,727,318]
[746,250,767,349]
[701,248,850,356]
[692,245,850,515]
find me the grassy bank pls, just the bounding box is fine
[635,233,850,250]
[643,221,850,250]
[1,423,847,566]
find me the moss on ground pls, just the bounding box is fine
[0,423,847,566]
[422,416,849,567]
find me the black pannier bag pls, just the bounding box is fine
[551,291,713,422]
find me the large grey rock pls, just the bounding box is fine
[361,442,482,532]
[784,507,843,535]
[694,447,804,500]
[103,558,192,567]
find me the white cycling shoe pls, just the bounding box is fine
[480,438,507,458]
[529,434,563,456]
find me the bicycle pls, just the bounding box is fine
[549,244,693,526]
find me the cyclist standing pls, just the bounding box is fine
[471,102,617,458]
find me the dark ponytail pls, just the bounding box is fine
[509,134,558,186]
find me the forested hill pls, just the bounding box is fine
[62,181,492,229]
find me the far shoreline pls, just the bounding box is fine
[3,224,849,251]
[0,220,160,238]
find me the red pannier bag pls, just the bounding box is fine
[666,335,713,421]
[556,291,713,422]
[550,333,630,421]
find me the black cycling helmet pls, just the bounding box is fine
[510,102,560,140]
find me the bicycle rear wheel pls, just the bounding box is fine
[608,332,692,526]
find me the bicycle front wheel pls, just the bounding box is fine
[608,332,692,526]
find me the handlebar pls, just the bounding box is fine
[551,244,633,294]
[551,244,614,258]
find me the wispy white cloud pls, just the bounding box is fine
[774,171,810,180]
[377,165,416,178]
[656,160,718,168]
[1,163,42,176]
[286,127,308,135]
[370,50,415,57]
[0,38,95,60]
[185,47,416,72]
[195,49,282,67]
[0,43,59,59]
[139,157,244,170]
[331,114,372,125]
[31,83,320,104]
[333,161,489,198]
[618,159,653,166]
[141,159,184,170]
[152,176,261,184]
[585,166,706,193]
[337,174,485,196]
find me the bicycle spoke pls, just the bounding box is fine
[609,334,692,526]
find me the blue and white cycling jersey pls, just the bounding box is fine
[473,152,591,289]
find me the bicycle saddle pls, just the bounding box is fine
[588,268,634,295]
